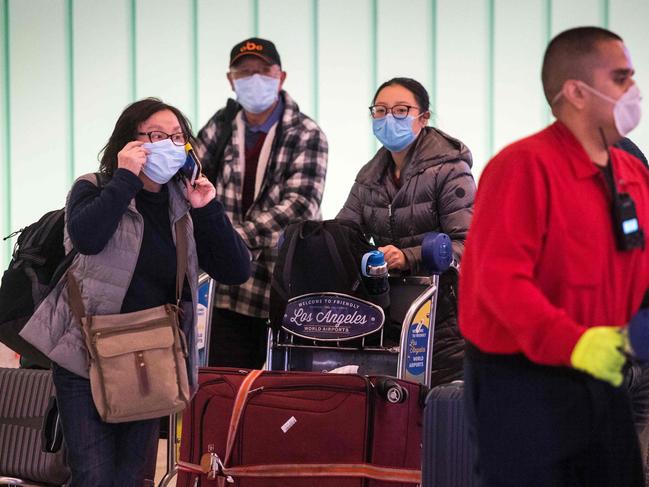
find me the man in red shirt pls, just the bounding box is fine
[459,26,649,487]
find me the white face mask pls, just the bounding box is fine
[568,82,643,137]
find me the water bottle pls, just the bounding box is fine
[361,250,389,297]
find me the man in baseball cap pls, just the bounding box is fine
[229,37,282,67]
[194,37,328,369]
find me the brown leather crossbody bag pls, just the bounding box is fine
[67,216,191,423]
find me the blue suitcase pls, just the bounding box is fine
[422,381,477,487]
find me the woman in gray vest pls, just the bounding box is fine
[337,78,476,387]
[21,98,251,486]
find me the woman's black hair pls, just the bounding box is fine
[372,77,430,113]
[98,97,195,175]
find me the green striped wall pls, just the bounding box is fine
[1,0,649,269]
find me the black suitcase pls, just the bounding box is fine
[422,381,477,487]
[0,367,69,486]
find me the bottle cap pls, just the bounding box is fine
[362,250,387,277]
[366,250,385,267]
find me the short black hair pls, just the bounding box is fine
[541,26,623,104]
[373,77,430,113]
[98,98,194,175]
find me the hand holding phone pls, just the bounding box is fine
[181,143,203,186]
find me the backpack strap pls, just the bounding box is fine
[321,227,351,286]
[280,221,306,296]
[322,222,364,292]
[17,210,65,264]
[202,99,241,186]
[47,172,108,291]
[94,172,108,189]
[174,215,189,307]
[279,221,350,296]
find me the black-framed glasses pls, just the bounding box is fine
[138,131,188,146]
[369,104,420,120]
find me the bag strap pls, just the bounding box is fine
[177,459,421,484]
[67,213,190,323]
[67,272,86,323]
[321,227,350,284]
[280,222,305,295]
[174,215,189,307]
[203,99,240,186]
[176,368,421,485]
[223,369,264,467]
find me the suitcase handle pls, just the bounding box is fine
[41,395,64,453]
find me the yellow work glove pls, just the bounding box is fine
[570,326,626,387]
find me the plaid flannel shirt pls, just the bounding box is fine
[195,91,328,318]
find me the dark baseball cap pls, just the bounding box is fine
[229,37,282,68]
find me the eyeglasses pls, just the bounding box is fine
[138,131,188,146]
[369,105,420,120]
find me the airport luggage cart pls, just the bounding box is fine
[158,232,451,485]
[266,232,453,387]
[157,273,215,487]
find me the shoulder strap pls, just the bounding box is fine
[175,215,189,306]
[94,172,109,189]
[19,210,65,258]
[321,227,350,284]
[204,99,240,186]
[67,271,85,324]
[323,221,365,290]
[280,222,306,295]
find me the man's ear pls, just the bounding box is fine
[226,72,235,91]
[279,71,287,91]
[561,80,588,110]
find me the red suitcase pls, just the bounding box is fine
[177,367,423,487]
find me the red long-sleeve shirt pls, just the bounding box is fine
[459,121,649,366]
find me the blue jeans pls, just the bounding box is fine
[52,363,160,487]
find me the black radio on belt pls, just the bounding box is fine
[611,190,645,251]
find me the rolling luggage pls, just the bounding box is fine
[0,367,69,486]
[176,368,424,487]
[422,381,477,487]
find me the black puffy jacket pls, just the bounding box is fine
[337,126,476,386]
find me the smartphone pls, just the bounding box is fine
[180,144,202,186]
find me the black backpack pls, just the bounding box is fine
[269,219,378,330]
[0,173,106,368]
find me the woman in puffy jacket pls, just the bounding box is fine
[337,77,476,386]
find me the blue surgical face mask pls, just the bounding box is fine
[233,74,280,114]
[142,139,187,184]
[372,114,420,153]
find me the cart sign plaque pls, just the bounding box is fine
[282,293,384,341]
